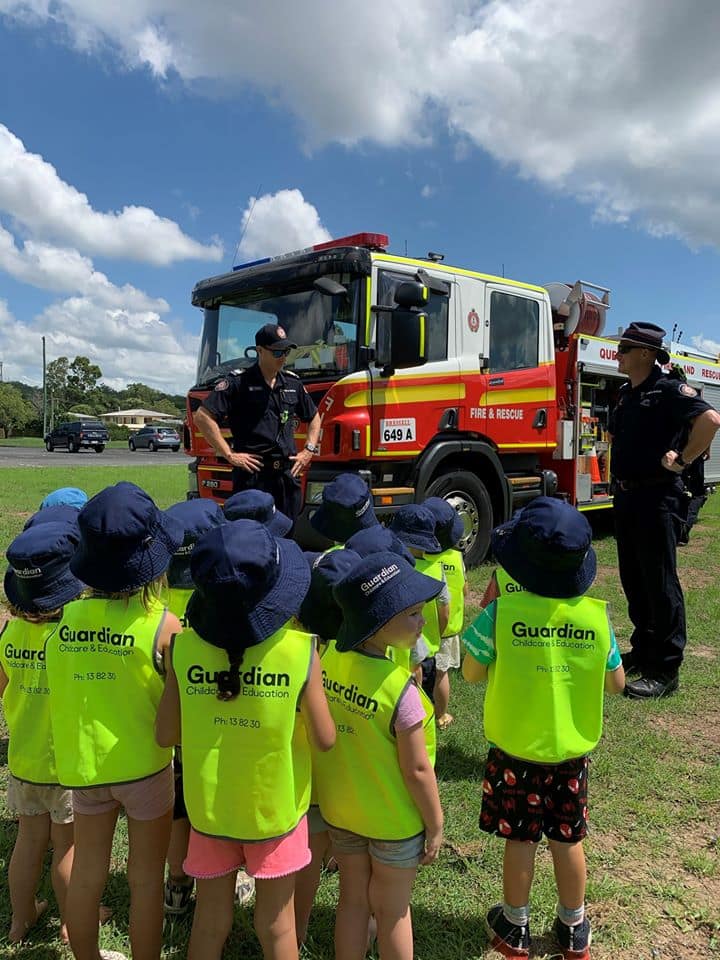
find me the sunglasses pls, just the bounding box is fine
[616,343,642,355]
[265,347,291,359]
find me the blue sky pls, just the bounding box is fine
[0,0,718,393]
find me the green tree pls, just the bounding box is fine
[67,356,102,406]
[0,383,34,438]
[46,356,70,408]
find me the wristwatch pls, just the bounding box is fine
[675,451,689,467]
[305,442,320,454]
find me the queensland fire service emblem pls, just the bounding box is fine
[467,309,480,333]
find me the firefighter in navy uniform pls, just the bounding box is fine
[194,323,322,522]
[609,322,720,699]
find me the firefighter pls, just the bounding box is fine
[194,323,322,522]
[609,322,720,699]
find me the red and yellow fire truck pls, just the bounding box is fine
[185,232,720,564]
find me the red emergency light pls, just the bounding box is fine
[312,233,389,252]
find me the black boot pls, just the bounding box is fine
[624,673,679,699]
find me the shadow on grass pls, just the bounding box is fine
[436,741,483,782]
[0,738,8,766]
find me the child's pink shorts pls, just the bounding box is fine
[184,815,310,880]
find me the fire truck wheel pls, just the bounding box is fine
[424,471,493,567]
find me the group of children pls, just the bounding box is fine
[0,472,625,960]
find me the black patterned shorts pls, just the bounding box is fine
[479,746,589,843]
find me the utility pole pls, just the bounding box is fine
[0,360,3,381]
[42,336,47,437]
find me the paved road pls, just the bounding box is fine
[0,445,190,468]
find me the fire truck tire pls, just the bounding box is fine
[424,471,493,567]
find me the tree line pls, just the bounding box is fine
[0,356,186,438]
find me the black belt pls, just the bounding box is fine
[613,476,675,492]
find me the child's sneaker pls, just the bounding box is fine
[485,904,530,958]
[553,916,592,960]
[163,877,194,917]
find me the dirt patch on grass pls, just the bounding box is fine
[686,645,718,661]
[647,706,720,757]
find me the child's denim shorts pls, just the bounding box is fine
[328,825,425,869]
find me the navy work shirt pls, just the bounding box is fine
[609,367,711,482]
[201,364,317,457]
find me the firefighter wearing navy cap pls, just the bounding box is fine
[195,323,322,522]
[609,322,720,699]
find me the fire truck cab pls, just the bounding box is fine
[187,233,719,565]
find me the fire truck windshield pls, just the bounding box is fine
[195,274,363,386]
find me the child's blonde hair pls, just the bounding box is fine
[91,574,168,613]
[3,600,64,624]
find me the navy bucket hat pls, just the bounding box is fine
[299,548,361,640]
[70,482,184,593]
[333,551,443,653]
[165,499,226,589]
[345,525,416,566]
[491,497,596,599]
[186,520,311,648]
[224,489,293,537]
[5,522,85,613]
[40,487,88,511]
[24,505,81,531]
[423,497,464,551]
[390,504,442,555]
[310,473,378,543]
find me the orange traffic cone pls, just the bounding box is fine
[589,448,601,484]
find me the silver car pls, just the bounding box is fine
[128,425,181,452]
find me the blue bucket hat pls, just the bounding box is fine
[345,525,416,566]
[70,482,184,593]
[390,504,442,555]
[310,473,378,543]
[224,489,293,537]
[423,497,464,551]
[24,505,81,531]
[491,497,596,599]
[5,522,85,613]
[165,499,226,589]
[40,487,88,511]
[299,548,361,639]
[186,520,311,647]
[333,551,443,653]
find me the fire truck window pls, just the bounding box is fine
[377,271,448,362]
[489,292,539,371]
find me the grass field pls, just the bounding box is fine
[0,469,718,959]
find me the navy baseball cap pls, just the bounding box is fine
[71,482,184,593]
[390,504,442,555]
[491,497,596,598]
[40,487,88,511]
[24,505,81,531]
[333,551,442,653]
[298,548,361,640]
[423,497,464,551]
[165,499,226,589]
[310,473,378,543]
[187,520,311,647]
[345,525,416,566]
[255,323,297,351]
[224,489,293,537]
[5,522,85,613]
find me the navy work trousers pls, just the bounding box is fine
[231,464,302,523]
[613,482,687,676]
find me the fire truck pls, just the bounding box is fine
[185,232,720,565]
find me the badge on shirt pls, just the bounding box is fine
[680,384,697,397]
[214,379,229,392]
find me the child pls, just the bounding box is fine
[424,497,467,729]
[224,488,293,536]
[46,481,184,960]
[462,498,625,960]
[314,551,444,960]
[155,520,335,960]
[1,522,85,944]
[40,487,88,511]
[309,472,378,546]
[390,504,450,699]
[162,498,225,917]
[295,547,361,946]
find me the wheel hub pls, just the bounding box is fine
[444,492,479,551]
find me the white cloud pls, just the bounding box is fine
[420,185,435,199]
[690,335,720,359]
[3,0,720,249]
[0,125,222,265]
[0,295,197,391]
[237,190,331,261]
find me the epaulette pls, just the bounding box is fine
[283,369,300,379]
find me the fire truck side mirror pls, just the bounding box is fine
[394,281,429,309]
[376,309,428,374]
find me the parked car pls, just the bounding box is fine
[128,425,181,452]
[45,420,109,453]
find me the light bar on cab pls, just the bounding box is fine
[233,232,389,271]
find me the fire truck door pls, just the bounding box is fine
[482,287,553,450]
